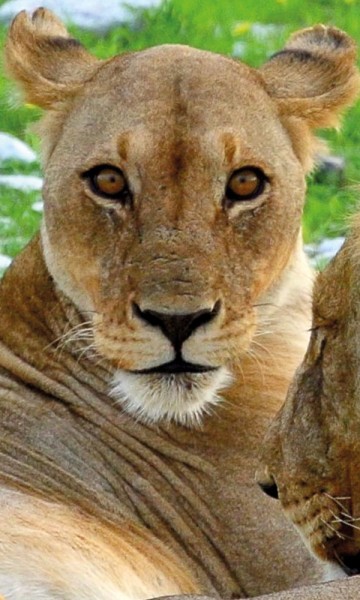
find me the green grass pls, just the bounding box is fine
[1,0,360,266]
[0,185,41,257]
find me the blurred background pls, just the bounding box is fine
[0,0,360,273]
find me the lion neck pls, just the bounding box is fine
[0,235,109,397]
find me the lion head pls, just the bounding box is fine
[257,220,360,575]
[5,9,360,426]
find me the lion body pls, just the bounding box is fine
[0,9,359,599]
[0,236,320,597]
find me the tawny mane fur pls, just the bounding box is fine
[0,8,359,598]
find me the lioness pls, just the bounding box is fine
[257,216,360,580]
[0,8,358,599]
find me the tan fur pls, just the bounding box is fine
[257,218,360,581]
[0,488,196,599]
[1,8,359,598]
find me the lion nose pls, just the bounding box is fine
[133,301,221,350]
[336,552,360,576]
[257,476,279,500]
[258,481,279,499]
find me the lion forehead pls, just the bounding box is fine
[48,47,294,178]
[64,45,277,136]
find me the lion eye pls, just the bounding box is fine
[86,166,129,200]
[226,168,266,202]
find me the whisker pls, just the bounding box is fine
[232,357,246,385]
[334,496,352,501]
[332,516,360,533]
[244,350,265,385]
[253,302,280,309]
[93,355,108,369]
[250,339,274,358]
[46,320,96,360]
[320,517,346,540]
[253,330,276,339]
[325,493,351,516]
[76,342,99,362]
[46,321,93,348]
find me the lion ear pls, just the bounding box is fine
[5,8,99,109]
[260,25,360,129]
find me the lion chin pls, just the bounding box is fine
[111,367,232,426]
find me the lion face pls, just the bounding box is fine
[257,235,360,574]
[40,47,306,424]
[6,10,360,425]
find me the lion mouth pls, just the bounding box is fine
[111,363,231,425]
[133,357,218,375]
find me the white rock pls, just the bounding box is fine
[306,236,345,257]
[317,236,345,256]
[0,0,161,31]
[232,23,284,59]
[305,237,345,265]
[32,200,44,212]
[232,41,247,58]
[251,23,283,41]
[0,132,37,164]
[0,174,43,192]
[0,255,12,269]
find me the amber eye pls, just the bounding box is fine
[85,165,129,200]
[226,167,266,202]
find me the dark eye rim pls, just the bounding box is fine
[225,166,268,203]
[82,164,131,202]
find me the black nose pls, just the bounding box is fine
[258,480,279,500]
[133,301,221,350]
